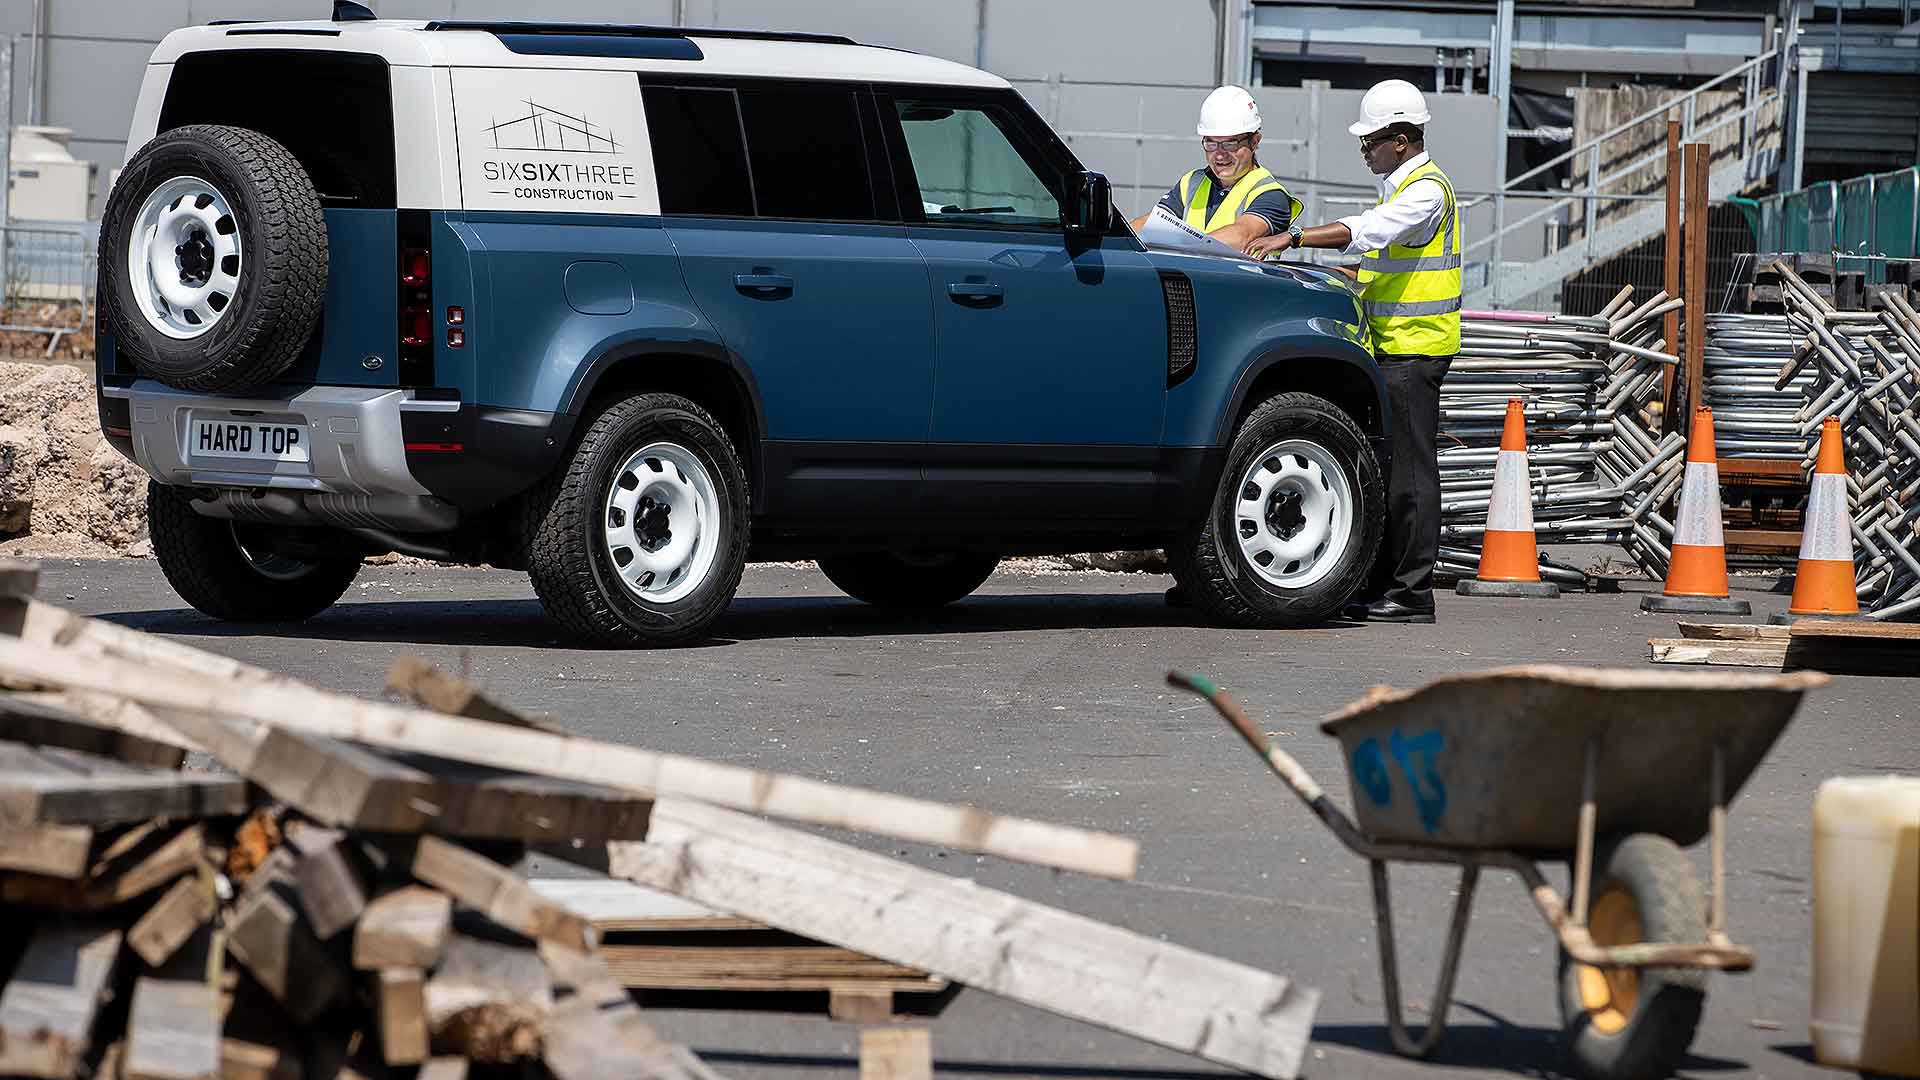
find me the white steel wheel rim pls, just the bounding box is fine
[1234,438,1355,590]
[127,175,243,340]
[603,442,722,605]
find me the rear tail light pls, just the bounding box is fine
[401,248,431,286]
[401,306,432,349]
[447,328,465,348]
[446,306,464,325]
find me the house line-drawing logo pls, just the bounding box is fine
[486,100,621,154]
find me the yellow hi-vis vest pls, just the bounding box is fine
[1357,159,1462,357]
[1179,166,1303,234]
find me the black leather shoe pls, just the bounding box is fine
[1364,598,1436,624]
[1342,595,1383,620]
[1165,584,1191,608]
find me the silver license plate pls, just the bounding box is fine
[190,417,310,463]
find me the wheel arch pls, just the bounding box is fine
[1222,346,1389,448]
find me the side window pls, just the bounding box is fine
[892,102,1060,228]
[736,88,874,222]
[641,86,754,217]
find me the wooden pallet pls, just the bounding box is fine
[1649,618,1920,673]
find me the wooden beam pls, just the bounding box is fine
[860,1028,932,1080]
[225,885,350,1023]
[537,944,727,1080]
[3,822,206,910]
[124,977,221,1080]
[1648,638,1787,667]
[1684,141,1710,422]
[528,878,762,932]
[376,968,429,1067]
[1662,116,1681,427]
[0,634,1139,879]
[353,885,452,971]
[417,1059,469,1080]
[385,656,560,732]
[0,744,249,827]
[0,922,124,1078]
[605,798,1318,1080]
[1675,622,1791,642]
[218,1038,300,1080]
[292,828,373,941]
[830,990,896,1024]
[400,835,595,952]
[1790,619,1920,641]
[0,821,92,878]
[128,872,218,969]
[0,693,185,768]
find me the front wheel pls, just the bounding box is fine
[818,551,1000,609]
[523,393,748,647]
[147,482,360,621]
[1178,392,1384,626]
[1557,834,1708,1080]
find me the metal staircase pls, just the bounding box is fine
[1466,53,1783,309]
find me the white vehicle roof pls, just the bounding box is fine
[148,20,1011,90]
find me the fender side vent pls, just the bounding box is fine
[1159,270,1197,388]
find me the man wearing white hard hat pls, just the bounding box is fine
[1246,79,1460,624]
[1129,86,1302,251]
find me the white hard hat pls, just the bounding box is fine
[1348,79,1432,137]
[1197,85,1262,138]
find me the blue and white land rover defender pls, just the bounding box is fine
[96,14,1390,646]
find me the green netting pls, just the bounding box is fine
[1874,168,1919,259]
[1837,175,1876,257]
[1808,181,1839,254]
[1781,189,1812,251]
[1767,169,1920,259]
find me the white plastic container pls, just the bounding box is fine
[1812,775,1920,1076]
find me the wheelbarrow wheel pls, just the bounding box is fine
[1557,833,1707,1080]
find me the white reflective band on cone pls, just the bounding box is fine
[1488,449,1536,530]
[1799,472,1854,561]
[1672,462,1725,547]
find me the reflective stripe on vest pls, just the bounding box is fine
[1358,159,1462,357]
[1179,166,1304,235]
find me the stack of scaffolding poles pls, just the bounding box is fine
[1773,260,1920,620]
[1706,313,1818,459]
[1437,285,1689,588]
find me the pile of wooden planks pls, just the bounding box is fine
[0,560,1321,1080]
[1649,618,1920,674]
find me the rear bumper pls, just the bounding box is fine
[106,380,461,532]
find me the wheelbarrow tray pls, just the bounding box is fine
[1319,664,1823,854]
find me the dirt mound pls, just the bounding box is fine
[0,360,149,558]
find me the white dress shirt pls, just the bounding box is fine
[1334,151,1449,256]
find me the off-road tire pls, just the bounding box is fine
[147,482,359,621]
[1180,392,1384,626]
[1557,834,1709,1080]
[522,393,748,647]
[818,551,1000,608]
[100,124,326,392]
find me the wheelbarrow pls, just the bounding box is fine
[1169,664,1828,1080]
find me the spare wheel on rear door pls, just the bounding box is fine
[99,124,327,393]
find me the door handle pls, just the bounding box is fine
[946,282,1004,306]
[734,273,795,297]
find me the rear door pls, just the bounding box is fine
[878,90,1168,519]
[650,82,934,519]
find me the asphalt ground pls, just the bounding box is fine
[30,557,1919,1080]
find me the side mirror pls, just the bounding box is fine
[1063,171,1113,236]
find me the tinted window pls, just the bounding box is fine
[159,50,395,208]
[893,102,1059,228]
[737,88,875,222]
[642,86,755,216]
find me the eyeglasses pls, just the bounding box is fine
[1201,136,1255,154]
[1359,131,1402,152]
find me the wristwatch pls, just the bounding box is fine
[1287,224,1304,246]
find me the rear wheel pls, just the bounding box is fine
[147,483,359,621]
[1557,834,1708,1080]
[818,551,999,608]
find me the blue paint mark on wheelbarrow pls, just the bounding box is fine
[1352,738,1393,806]
[1389,729,1448,833]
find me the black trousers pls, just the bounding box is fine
[1370,352,1455,610]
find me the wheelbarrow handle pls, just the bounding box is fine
[1167,671,1328,807]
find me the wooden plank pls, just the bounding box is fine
[599,944,932,983]
[292,829,372,941]
[0,692,186,768]
[528,878,761,932]
[402,836,595,951]
[1648,639,1788,667]
[417,1059,468,1080]
[422,934,551,1064]
[0,922,124,1078]
[125,977,221,1080]
[860,1028,931,1080]
[353,885,452,971]
[0,821,92,877]
[1683,142,1708,420]
[1661,117,1678,421]
[218,1038,301,1080]
[1790,619,1920,641]
[129,872,218,968]
[1674,621,1791,641]
[2,822,206,910]
[0,743,248,827]
[225,885,350,1023]
[830,990,895,1024]
[1718,459,1808,480]
[537,944,728,1080]
[1724,527,1802,552]
[0,635,1138,879]
[606,798,1318,1080]
[385,656,560,732]
[375,969,428,1067]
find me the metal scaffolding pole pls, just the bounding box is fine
[1489,0,1515,309]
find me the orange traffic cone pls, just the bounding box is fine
[1642,407,1752,615]
[1457,399,1559,598]
[1775,417,1862,623]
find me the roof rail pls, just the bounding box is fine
[422,21,857,47]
